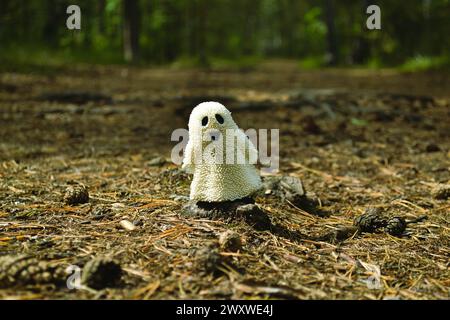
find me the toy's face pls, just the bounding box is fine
[188,102,237,143]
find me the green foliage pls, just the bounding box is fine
[299,56,326,69]
[0,43,123,73]
[0,0,448,69]
[399,56,450,72]
[298,6,327,58]
[351,118,369,127]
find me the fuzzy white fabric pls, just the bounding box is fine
[182,102,262,202]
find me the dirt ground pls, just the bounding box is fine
[0,61,449,299]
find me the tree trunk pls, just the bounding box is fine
[352,0,370,64]
[98,0,106,34]
[197,0,209,67]
[324,0,339,65]
[162,1,178,62]
[43,0,60,47]
[123,0,140,63]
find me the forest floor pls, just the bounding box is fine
[0,61,449,299]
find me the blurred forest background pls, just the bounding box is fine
[0,1,449,301]
[1,0,449,70]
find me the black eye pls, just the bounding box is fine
[201,116,208,126]
[215,114,224,124]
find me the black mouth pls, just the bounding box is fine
[208,130,221,141]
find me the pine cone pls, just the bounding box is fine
[432,184,450,200]
[385,217,407,236]
[0,255,66,287]
[81,257,122,290]
[64,184,89,205]
[354,207,387,232]
[219,231,242,252]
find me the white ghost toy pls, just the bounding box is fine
[182,101,262,202]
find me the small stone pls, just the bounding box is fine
[148,156,166,167]
[219,231,242,252]
[432,184,450,200]
[278,176,327,216]
[119,219,137,231]
[385,217,407,236]
[64,185,89,205]
[111,202,126,209]
[279,176,306,198]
